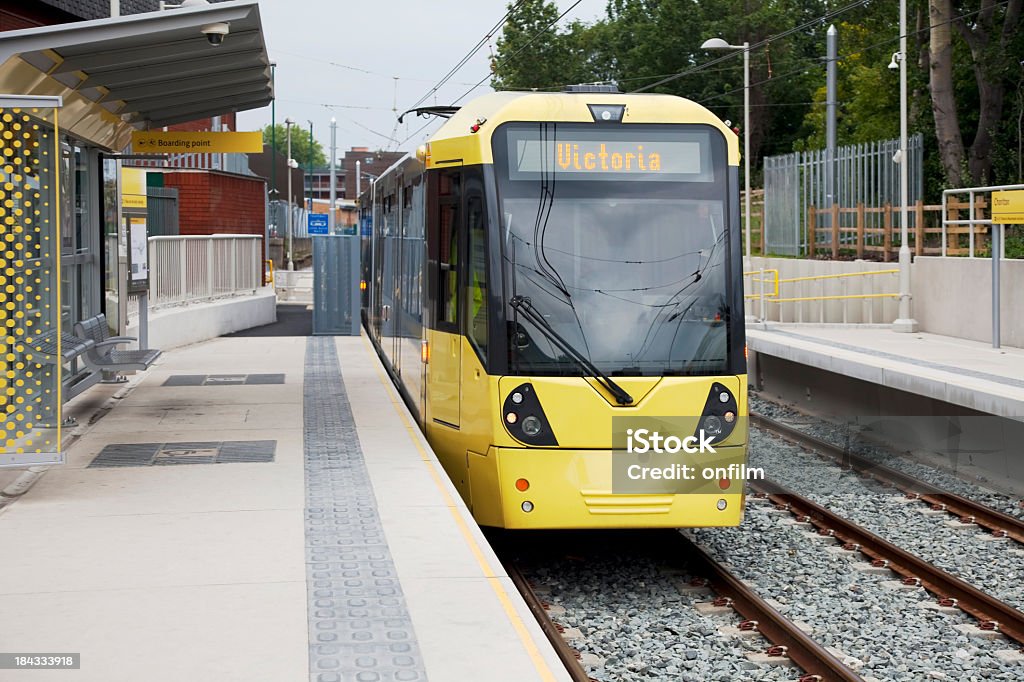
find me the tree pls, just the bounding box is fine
[262,124,326,168]
[491,0,600,90]
[929,0,1023,186]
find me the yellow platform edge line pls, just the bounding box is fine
[359,335,559,682]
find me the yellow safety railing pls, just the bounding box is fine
[265,259,275,285]
[743,268,779,299]
[744,268,900,323]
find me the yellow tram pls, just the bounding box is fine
[362,87,747,529]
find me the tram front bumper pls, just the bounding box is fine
[489,445,748,529]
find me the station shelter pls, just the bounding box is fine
[0,1,272,466]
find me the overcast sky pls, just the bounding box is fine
[236,0,605,160]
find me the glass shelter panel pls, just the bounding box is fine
[0,101,62,466]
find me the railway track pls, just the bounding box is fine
[750,475,1024,649]
[500,530,866,681]
[669,532,864,682]
[504,559,594,682]
[750,411,1024,544]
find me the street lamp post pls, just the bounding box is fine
[701,37,751,263]
[893,0,918,332]
[329,118,337,233]
[285,117,295,271]
[270,63,276,208]
[307,120,314,212]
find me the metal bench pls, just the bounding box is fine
[32,328,102,401]
[73,314,162,377]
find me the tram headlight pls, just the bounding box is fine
[695,382,739,444]
[702,415,723,436]
[521,415,543,437]
[502,383,558,446]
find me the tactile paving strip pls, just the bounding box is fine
[303,337,427,682]
[88,440,276,467]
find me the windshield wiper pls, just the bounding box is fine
[510,296,634,406]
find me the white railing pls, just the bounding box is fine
[148,235,263,310]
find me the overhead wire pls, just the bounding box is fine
[407,0,529,112]
[451,0,586,105]
[394,0,587,150]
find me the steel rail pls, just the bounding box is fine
[673,533,865,682]
[505,560,593,682]
[751,412,1024,544]
[750,476,1024,648]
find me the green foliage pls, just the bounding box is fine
[489,0,1023,198]
[490,0,598,90]
[262,124,326,168]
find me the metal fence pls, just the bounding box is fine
[313,235,360,335]
[269,199,310,238]
[147,234,263,310]
[764,134,923,255]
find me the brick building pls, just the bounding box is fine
[342,147,406,200]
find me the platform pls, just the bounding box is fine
[747,324,1024,419]
[0,335,569,682]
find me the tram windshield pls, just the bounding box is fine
[493,122,733,377]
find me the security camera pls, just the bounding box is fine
[202,22,229,46]
[888,52,900,71]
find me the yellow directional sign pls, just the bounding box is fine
[131,130,263,154]
[122,167,147,209]
[992,190,1024,224]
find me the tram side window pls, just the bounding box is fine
[439,201,459,326]
[466,195,488,358]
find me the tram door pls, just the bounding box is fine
[390,179,404,377]
[430,169,462,429]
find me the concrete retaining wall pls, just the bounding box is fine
[127,289,277,350]
[746,256,1022,346]
[912,256,1023,347]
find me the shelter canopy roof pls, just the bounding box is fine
[0,0,271,149]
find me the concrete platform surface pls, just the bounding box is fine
[747,324,1024,419]
[0,334,568,682]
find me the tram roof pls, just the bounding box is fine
[427,91,739,167]
[0,1,271,150]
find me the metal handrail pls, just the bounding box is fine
[777,269,899,284]
[745,267,898,323]
[941,183,1022,348]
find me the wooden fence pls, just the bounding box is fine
[800,197,989,261]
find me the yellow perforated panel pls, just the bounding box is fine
[0,106,61,466]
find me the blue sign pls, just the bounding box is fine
[308,213,329,235]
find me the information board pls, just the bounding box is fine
[308,213,329,235]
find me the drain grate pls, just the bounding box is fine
[89,440,276,467]
[162,374,285,386]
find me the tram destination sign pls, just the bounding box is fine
[507,128,715,182]
[992,190,1024,224]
